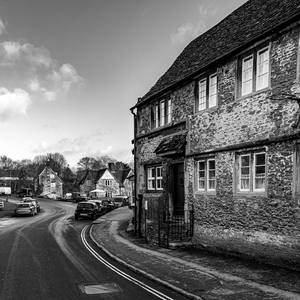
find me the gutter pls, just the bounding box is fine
[130,105,138,235]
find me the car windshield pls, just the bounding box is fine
[17,203,30,208]
[77,203,94,209]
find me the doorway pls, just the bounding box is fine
[171,163,185,215]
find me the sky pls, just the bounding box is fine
[0,0,247,167]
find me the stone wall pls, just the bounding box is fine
[135,25,300,266]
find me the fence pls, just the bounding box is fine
[144,196,194,248]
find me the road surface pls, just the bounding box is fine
[0,199,188,300]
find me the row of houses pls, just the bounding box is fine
[0,165,134,200]
[131,0,300,268]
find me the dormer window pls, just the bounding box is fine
[151,99,172,129]
[196,73,218,111]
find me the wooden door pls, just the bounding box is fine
[172,163,185,215]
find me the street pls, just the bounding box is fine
[0,199,187,300]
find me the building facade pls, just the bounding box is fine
[38,167,63,199]
[132,0,300,267]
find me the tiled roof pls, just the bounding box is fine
[138,0,300,105]
[155,134,186,155]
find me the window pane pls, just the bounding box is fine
[199,79,207,111]
[198,161,205,190]
[240,155,250,191]
[254,153,265,190]
[257,48,269,90]
[199,171,205,177]
[241,178,250,190]
[208,160,215,170]
[160,101,165,126]
[208,180,215,190]
[208,74,217,108]
[199,179,205,190]
[199,161,205,171]
[242,56,253,96]
[256,166,265,174]
[167,99,172,124]
[207,159,216,191]
[255,177,265,190]
[255,153,265,165]
[155,105,159,128]
[241,155,250,167]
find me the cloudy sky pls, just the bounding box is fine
[0,0,247,167]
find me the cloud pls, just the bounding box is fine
[0,41,83,102]
[0,88,31,121]
[171,21,206,45]
[32,131,106,157]
[170,4,217,45]
[0,18,6,36]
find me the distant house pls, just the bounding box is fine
[109,168,131,196]
[123,169,135,206]
[38,166,63,199]
[78,167,132,197]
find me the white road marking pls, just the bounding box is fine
[79,283,122,294]
[81,225,175,300]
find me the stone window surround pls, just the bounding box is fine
[234,149,267,195]
[236,43,271,99]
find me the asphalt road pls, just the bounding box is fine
[0,199,188,300]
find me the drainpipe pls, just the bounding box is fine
[130,104,138,235]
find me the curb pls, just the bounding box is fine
[89,223,203,300]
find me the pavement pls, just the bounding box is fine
[90,207,300,300]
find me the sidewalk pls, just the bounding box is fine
[90,207,300,300]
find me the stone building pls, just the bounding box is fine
[131,0,300,267]
[38,166,63,199]
[78,168,123,197]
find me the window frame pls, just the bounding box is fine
[151,99,172,129]
[147,166,163,191]
[238,45,270,98]
[196,158,216,193]
[196,73,218,112]
[236,151,266,194]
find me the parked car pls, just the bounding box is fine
[22,197,41,212]
[87,200,103,213]
[0,200,4,210]
[74,202,99,220]
[99,198,115,211]
[113,196,129,208]
[15,202,37,216]
[72,192,87,203]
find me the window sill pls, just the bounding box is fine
[152,122,173,132]
[195,190,216,196]
[235,191,266,197]
[195,106,218,115]
[237,87,271,100]
[145,190,164,194]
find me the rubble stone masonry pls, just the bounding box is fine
[136,26,300,267]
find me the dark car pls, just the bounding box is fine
[72,192,88,203]
[74,202,98,220]
[113,196,128,208]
